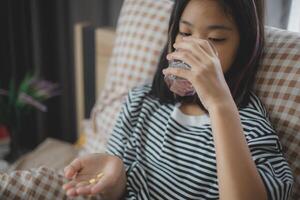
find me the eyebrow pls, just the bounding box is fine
[180,20,233,31]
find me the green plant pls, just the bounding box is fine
[0,73,60,162]
[0,73,60,126]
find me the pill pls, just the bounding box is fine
[89,178,96,184]
[97,172,104,179]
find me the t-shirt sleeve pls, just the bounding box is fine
[247,122,294,200]
[105,87,142,159]
[243,93,294,200]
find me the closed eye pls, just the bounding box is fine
[178,32,191,37]
[178,32,227,43]
[209,38,226,42]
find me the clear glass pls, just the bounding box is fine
[164,59,196,96]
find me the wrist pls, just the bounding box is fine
[207,97,237,115]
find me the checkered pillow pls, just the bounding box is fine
[0,166,100,199]
[79,0,173,155]
[254,26,300,199]
[0,167,66,199]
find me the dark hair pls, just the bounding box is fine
[149,0,265,112]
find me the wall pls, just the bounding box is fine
[265,0,291,29]
[70,0,124,28]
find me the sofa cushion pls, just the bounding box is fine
[254,27,300,198]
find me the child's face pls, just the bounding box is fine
[175,0,240,73]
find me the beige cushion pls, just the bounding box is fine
[254,27,300,198]
[95,28,116,97]
[7,138,78,172]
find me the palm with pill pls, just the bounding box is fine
[63,153,126,199]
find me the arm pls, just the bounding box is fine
[164,38,267,198]
[209,100,267,200]
[63,89,142,199]
[163,37,293,200]
[106,90,139,158]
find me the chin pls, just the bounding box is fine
[174,93,199,104]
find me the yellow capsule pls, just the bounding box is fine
[89,178,96,184]
[96,172,104,179]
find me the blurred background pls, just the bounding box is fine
[0,0,299,160]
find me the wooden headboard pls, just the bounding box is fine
[74,23,116,133]
[95,28,116,95]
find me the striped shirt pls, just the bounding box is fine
[106,84,294,200]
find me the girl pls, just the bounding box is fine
[63,0,294,199]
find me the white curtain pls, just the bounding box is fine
[288,0,300,32]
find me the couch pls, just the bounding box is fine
[0,0,299,199]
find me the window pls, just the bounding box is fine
[288,0,300,32]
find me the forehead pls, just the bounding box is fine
[181,0,234,27]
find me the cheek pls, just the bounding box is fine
[218,53,232,73]
[217,43,239,73]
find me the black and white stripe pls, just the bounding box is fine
[106,84,294,200]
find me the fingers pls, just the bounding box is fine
[72,176,105,196]
[63,181,77,190]
[63,180,93,196]
[207,40,219,57]
[76,184,93,195]
[173,39,211,61]
[64,158,83,179]
[90,173,112,195]
[63,180,79,197]
[66,188,77,197]
[167,50,200,70]
[163,67,191,81]
[182,37,218,57]
[63,172,106,196]
[76,181,90,187]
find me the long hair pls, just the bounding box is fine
[149,0,265,113]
